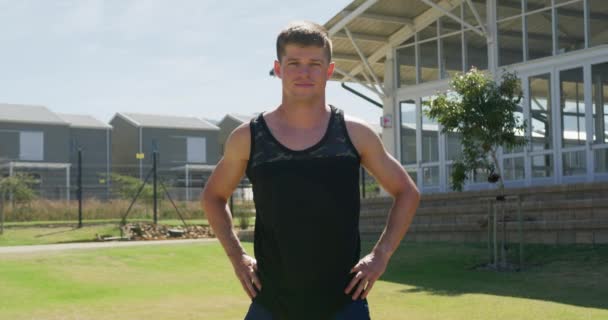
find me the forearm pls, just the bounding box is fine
[373,190,420,259]
[201,195,247,261]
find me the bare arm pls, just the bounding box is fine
[344,118,420,300]
[201,123,261,299]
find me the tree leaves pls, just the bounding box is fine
[424,68,528,191]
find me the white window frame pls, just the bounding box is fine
[186,137,206,164]
[19,131,44,161]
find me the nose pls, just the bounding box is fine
[296,65,311,75]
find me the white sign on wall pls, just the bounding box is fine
[380,115,393,128]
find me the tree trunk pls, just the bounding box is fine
[0,197,4,235]
[491,150,508,269]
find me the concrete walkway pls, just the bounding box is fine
[0,238,217,254]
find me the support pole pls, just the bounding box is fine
[518,195,524,270]
[493,201,498,268]
[487,200,492,264]
[361,167,367,198]
[78,149,83,228]
[185,164,190,202]
[153,151,158,225]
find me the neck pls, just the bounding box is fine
[277,97,329,129]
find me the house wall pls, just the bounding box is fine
[110,116,139,176]
[0,122,69,163]
[140,128,220,171]
[218,117,243,156]
[69,127,111,198]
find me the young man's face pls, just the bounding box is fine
[273,44,335,102]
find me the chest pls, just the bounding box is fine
[267,123,327,151]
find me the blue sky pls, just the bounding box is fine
[0,0,382,125]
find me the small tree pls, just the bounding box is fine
[425,68,528,269]
[0,173,38,234]
[110,173,155,203]
[425,68,527,192]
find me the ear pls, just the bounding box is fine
[273,60,282,78]
[327,62,335,78]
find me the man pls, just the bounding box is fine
[201,21,420,320]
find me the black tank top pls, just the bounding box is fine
[245,105,362,319]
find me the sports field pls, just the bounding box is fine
[0,241,606,320]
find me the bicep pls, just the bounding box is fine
[202,125,250,201]
[354,125,416,197]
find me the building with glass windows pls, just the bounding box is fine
[323,0,608,193]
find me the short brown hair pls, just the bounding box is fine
[276,21,332,62]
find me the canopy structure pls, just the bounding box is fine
[323,0,487,98]
[0,161,71,201]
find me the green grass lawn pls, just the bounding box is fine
[0,224,124,246]
[2,218,211,228]
[0,241,606,319]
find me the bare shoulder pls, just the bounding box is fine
[344,114,384,159]
[224,122,251,161]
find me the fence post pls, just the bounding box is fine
[361,166,366,198]
[153,151,158,225]
[78,148,83,228]
[0,197,4,235]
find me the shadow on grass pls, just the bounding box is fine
[365,241,608,310]
[34,227,80,238]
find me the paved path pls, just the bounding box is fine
[0,238,217,254]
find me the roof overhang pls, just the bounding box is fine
[170,164,217,172]
[0,161,71,170]
[325,0,479,96]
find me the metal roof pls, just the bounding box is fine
[57,113,112,130]
[228,114,256,123]
[0,103,68,126]
[324,0,467,86]
[218,113,256,126]
[170,164,217,172]
[0,161,71,169]
[114,112,219,131]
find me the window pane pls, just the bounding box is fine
[498,0,522,20]
[440,10,461,36]
[592,62,608,144]
[595,149,608,173]
[563,151,586,176]
[418,22,436,41]
[556,1,585,54]
[187,137,206,163]
[422,166,439,187]
[421,97,439,163]
[589,0,608,47]
[407,168,418,184]
[504,105,525,154]
[526,10,553,60]
[465,30,488,70]
[526,0,552,11]
[463,1,487,29]
[446,131,462,161]
[397,46,416,86]
[529,74,553,151]
[498,18,523,66]
[400,100,417,165]
[473,167,489,184]
[19,131,43,161]
[560,67,586,147]
[503,157,525,181]
[532,154,554,177]
[440,34,462,78]
[419,41,439,83]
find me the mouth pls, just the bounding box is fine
[294,83,314,87]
